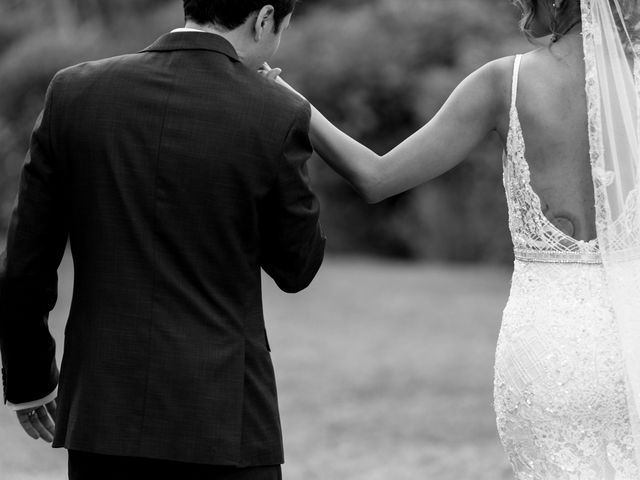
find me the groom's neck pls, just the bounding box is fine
[184,20,226,35]
[183,20,250,62]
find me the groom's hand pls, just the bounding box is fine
[16,399,56,443]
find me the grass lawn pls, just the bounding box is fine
[0,253,514,480]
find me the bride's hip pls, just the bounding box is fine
[494,313,626,418]
[502,259,614,326]
[497,259,622,380]
[499,286,619,362]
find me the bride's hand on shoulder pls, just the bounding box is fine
[258,62,282,82]
[259,63,307,102]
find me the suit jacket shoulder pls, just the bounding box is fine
[235,64,311,134]
[51,52,146,96]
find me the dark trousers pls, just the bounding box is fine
[68,450,283,480]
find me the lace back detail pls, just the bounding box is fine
[503,54,601,264]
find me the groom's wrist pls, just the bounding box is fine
[7,387,57,411]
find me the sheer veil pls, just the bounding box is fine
[582,0,640,464]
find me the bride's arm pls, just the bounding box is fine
[281,60,505,203]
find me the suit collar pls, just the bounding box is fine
[141,32,240,62]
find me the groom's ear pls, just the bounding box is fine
[253,5,276,41]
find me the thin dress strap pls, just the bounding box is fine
[510,54,523,112]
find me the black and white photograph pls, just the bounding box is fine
[2,0,640,479]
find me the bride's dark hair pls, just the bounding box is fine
[512,0,581,40]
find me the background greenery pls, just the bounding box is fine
[0,0,529,261]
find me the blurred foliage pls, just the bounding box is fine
[0,0,530,262]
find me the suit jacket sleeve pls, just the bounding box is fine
[0,77,66,405]
[260,102,326,294]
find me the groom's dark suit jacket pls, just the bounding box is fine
[0,32,325,466]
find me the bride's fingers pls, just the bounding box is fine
[258,63,282,81]
[266,68,282,81]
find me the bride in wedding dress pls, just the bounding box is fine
[269,0,640,477]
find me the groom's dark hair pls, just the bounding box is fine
[183,0,297,31]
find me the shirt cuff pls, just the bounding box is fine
[7,387,58,411]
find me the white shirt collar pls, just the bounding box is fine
[171,27,207,33]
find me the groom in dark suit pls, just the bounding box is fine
[0,1,325,478]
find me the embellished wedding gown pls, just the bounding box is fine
[493,55,639,479]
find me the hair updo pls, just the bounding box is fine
[511,0,581,39]
[511,0,538,36]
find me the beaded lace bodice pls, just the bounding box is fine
[503,55,601,265]
[494,55,638,479]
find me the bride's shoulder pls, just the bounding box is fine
[473,55,520,84]
[453,56,519,109]
[458,56,520,94]
[467,54,536,103]
[445,56,526,129]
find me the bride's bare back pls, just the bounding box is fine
[498,37,596,242]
